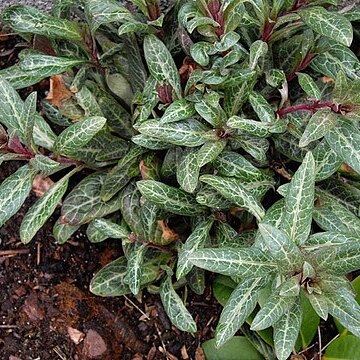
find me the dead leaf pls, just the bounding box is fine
[181,345,189,359]
[158,220,180,243]
[22,293,45,321]
[195,344,206,360]
[83,329,107,359]
[9,356,23,360]
[32,175,57,199]
[46,75,73,108]
[67,326,85,345]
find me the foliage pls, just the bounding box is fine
[0,0,360,358]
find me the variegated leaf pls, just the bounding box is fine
[189,248,276,278]
[176,148,200,193]
[0,165,37,228]
[273,299,303,360]
[282,152,315,245]
[160,275,197,333]
[125,243,147,295]
[216,278,267,347]
[200,175,265,221]
[177,218,214,279]
[137,180,206,216]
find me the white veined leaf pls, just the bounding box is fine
[0,165,38,228]
[273,298,303,360]
[215,277,268,347]
[20,168,78,243]
[176,218,214,279]
[53,116,107,156]
[282,151,315,245]
[160,274,197,333]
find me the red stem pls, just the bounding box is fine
[277,101,337,117]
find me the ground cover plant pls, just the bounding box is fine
[0,0,360,358]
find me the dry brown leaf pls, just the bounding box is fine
[46,75,73,108]
[195,344,206,360]
[67,326,85,345]
[22,293,46,322]
[158,220,180,243]
[32,175,56,198]
[181,345,189,359]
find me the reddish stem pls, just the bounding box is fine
[287,53,316,81]
[262,20,275,42]
[277,101,337,117]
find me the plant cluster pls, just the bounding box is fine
[0,0,360,358]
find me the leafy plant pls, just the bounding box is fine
[0,0,360,359]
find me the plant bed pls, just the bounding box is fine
[0,0,360,359]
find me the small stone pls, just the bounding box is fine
[67,326,85,345]
[83,329,107,359]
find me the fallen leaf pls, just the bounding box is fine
[158,220,180,243]
[67,326,85,345]
[23,293,45,321]
[83,329,107,359]
[181,345,189,359]
[9,356,22,360]
[32,175,59,202]
[195,344,206,360]
[46,75,73,108]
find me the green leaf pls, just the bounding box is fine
[297,73,321,100]
[310,242,360,275]
[187,267,206,295]
[279,275,301,297]
[125,243,147,295]
[177,218,214,279]
[199,175,265,221]
[299,7,353,47]
[213,275,237,306]
[137,180,206,216]
[325,117,360,175]
[1,5,83,41]
[86,220,110,243]
[90,256,158,297]
[144,34,182,98]
[197,139,227,167]
[20,170,74,243]
[0,165,37,228]
[216,278,267,347]
[190,42,213,67]
[299,109,336,147]
[227,117,286,137]
[91,218,130,239]
[282,151,315,245]
[53,219,80,244]
[30,155,68,177]
[189,248,276,278]
[196,185,234,209]
[176,148,200,193]
[195,96,227,128]
[160,274,197,333]
[0,78,26,140]
[307,293,329,320]
[62,172,122,225]
[214,151,270,182]
[249,40,268,71]
[249,92,275,123]
[251,292,295,331]
[23,92,37,151]
[137,119,211,147]
[258,224,303,271]
[313,140,341,181]
[313,190,360,236]
[326,291,360,337]
[273,299,302,360]
[53,116,106,156]
[324,335,360,360]
[202,336,264,360]
[295,294,320,351]
[118,188,144,244]
[100,146,144,201]
[85,0,133,33]
[160,99,196,123]
[310,43,359,80]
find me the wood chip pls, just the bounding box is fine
[82,329,107,359]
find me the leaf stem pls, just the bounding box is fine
[277,101,336,117]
